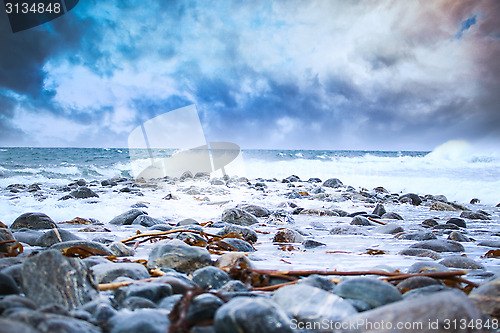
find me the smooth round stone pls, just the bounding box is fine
[430,202,458,211]
[120,296,157,310]
[460,211,491,220]
[192,266,231,290]
[350,216,373,226]
[214,296,293,333]
[0,228,17,252]
[374,223,404,234]
[422,218,439,228]
[0,295,37,314]
[396,232,437,241]
[372,203,386,217]
[156,273,198,294]
[10,213,57,230]
[273,228,304,243]
[433,224,459,230]
[36,229,82,247]
[330,225,369,236]
[0,272,19,295]
[0,318,39,333]
[477,240,500,248]
[1,263,23,286]
[399,193,422,206]
[236,204,271,217]
[403,285,459,300]
[109,209,147,225]
[49,240,114,256]
[186,293,224,324]
[132,215,163,227]
[69,186,99,199]
[448,231,471,242]
[21,250,98,309]
[147,239,212,274]
[218,280,249,293]
[396,276,443,293]
[114,282,172,304]
[296,274,336,292]
[322,178,343,188]
[409,239,464,252]
[108,241,135,257]
[12,229,44,246]
[37,316,101,333]
[273,284,357,324]
[340,291,480,332]
[407,261,449,273]
[302,239,326,249]
[108,309,170,333]
[439,256,484,269]
[334,277,402,309]
[221,208,258,226]
[176,218,200,226]
[218,224,257,243]
[299,208,339,216]
[158,294,183,312]
[446,218,467,228]
[215,253,254,271]
[148,224,173,232]
[381,212,404,220]
[398,248,442,260]
[221,238,254,252]
[91,262,150,284]
[469,275,500,318]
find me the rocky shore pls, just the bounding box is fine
[1,173,499,332]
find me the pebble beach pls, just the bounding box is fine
[1,168,500,332]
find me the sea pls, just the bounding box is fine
[1,141,499,206]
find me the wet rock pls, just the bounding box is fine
[308,177,322,183]
[114,282,172,305]
[302,239,326,249]
[267,210,295,225]
[399,193,422,206]
[147,239,212,273]
[330,225,369,236]
[273,284,357,325]
[50,240,114,255]
[91,262,150,284]
[0,318,38,333]
[422,218,439,227]
[236,204,271,217]
[219,280,249,292]
[12,229,44,246]
[215,253,254,271]
[149,224,173,232]
[210,178,225,185]
[101,180,118,187]
[37,316,101,333]
[461,211,491,220]
[108,241,135,257]
[409,239,464,252]
[21,250,98,309]
[69,186,99,199]
[297,274,336,291]
[299,208,339,216]
[273,228,304,243]
[132,215,163,227]
[109,209,147,225]
[403,285,458,300]
[446,217,467,228]
[0,272,19,295]
[282,175,301,183]
[120,296,157,310]
[396,232,437,241]
[222,238,254,252]
[433,223,459,231]
[323,178,343,188]
[399,248,442,260]
[218,224,257,243]
[430,202,459,211]
[339,291,481,333]
[469,275,500,318]
[350,216,373,226]
[439,255,484,269]
[0,228,17,253]
[396,276,443,293]
[186,293,224,324]
[214,297,293,333]
[477,240,500,248]
[158,294,183,312]
[448,231,472,242]
[108,308,170,333]
[407,261,449,273]
[374,223,404,234]
[192,266,231,290]
[221,208,258,226]
[176,218,200,226]
[36,229,82,247]
[381,212,403,220]
[10,213,57,230]
[372,203,386,217]
[334,278,402,309]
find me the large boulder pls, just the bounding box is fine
[10,213,57,230]
[147,239,212,274]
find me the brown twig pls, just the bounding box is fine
[367,216,387,225]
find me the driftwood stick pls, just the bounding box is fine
[121,229,220,244]
[367,217,387,225]
[252,280,298,291]
[98,269,166,291]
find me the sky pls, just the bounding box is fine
[0,0,499,150]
